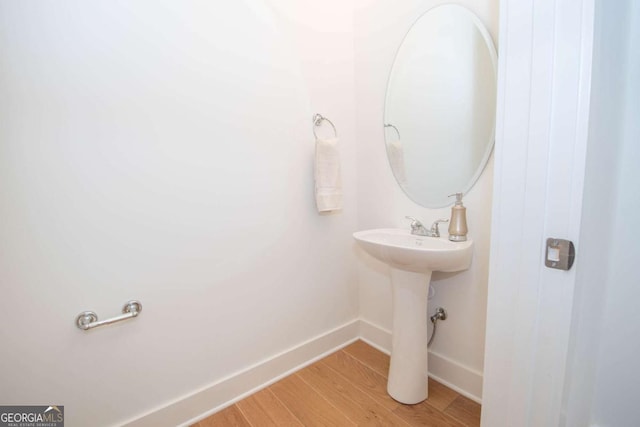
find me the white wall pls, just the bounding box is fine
[0,1,358,425]
[353,0,499,401]
[563,1,640,426]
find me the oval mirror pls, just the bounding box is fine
[384,5,498,208]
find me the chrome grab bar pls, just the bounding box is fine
[75,300,142,331]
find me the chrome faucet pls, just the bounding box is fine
[405,216,449,237]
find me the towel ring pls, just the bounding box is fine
[384,123,401,140]
[313,113,338,139]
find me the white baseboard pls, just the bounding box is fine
[122,319,359,427]
[358,319,392,353]
[358,319,483,403]
[123,318,482,426]
[428,352,483,404]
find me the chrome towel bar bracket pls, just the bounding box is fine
[75,300,142,331]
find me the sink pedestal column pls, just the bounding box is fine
[387,267,431,404]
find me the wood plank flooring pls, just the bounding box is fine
[193,340,481,426]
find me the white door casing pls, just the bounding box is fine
[481,0,594,425]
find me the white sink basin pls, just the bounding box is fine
[353,228,473,273]
[353,228,474,404]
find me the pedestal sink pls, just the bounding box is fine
[353,228,473,404]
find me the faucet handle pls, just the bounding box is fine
[405,216,423,228]
[431,218,449,236]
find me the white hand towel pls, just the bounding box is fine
[315,137,342,212]
[386,139,407,188]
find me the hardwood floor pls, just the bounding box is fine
[193,340,481,426]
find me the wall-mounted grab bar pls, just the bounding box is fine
[75,300,142,331]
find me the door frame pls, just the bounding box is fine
[481,0,594,425]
